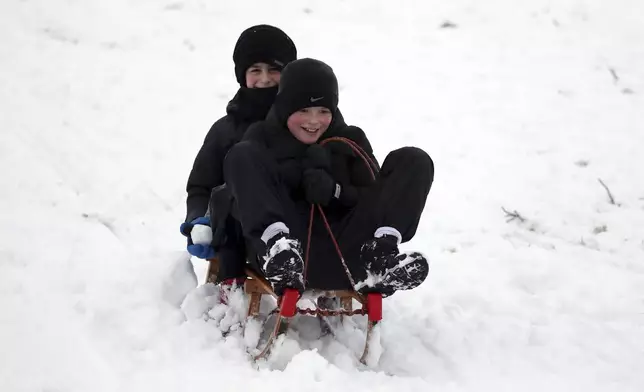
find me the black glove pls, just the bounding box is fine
[302,168,338,206]
[303,144,331,171]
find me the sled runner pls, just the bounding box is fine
[205,256,383,365]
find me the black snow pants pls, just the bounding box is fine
[223,141,434,290]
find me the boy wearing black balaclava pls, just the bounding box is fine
[182,25,296,303]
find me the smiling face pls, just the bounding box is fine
[245,62,281,88]
[286,107,333,144]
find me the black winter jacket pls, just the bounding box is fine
[185,87,277,222]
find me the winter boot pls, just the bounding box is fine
[262,232,305,295]
[356,235,429,296]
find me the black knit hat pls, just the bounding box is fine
[274,58,339,122]
[233,25,297,87]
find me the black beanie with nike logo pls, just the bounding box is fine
[274,58,339,123]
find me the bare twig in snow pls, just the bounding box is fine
[575,160,589,167]
[502,207,526,223]
[440,20,458,29]
[593,225,608,234]
[608,67,619,84]
[597,178,617,205]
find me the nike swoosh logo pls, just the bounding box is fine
[310,96,324,102]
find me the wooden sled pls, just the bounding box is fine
[205,257,382,365]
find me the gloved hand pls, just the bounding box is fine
[180,216,215,259]
[303,144,331,171]
[302,168,338,206]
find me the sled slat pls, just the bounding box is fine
[205,257,220,284]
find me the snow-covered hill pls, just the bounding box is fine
[2,0,643,391]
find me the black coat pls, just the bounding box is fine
[185,87,277,222]
[242,108,379,222]
[240,108,381,289]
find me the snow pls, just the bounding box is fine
[190,224,212,245]
[1,0,644,391]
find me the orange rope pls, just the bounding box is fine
[303,204,315,285]
[322,137,378,181]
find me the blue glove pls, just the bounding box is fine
[180,217,215,259]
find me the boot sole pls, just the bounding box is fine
[379,252,429,291]
[263,243,305,293]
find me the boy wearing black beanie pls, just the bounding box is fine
[182,25,296,305]
[233,24,296,87]
[224,58,435,297]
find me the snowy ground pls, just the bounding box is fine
[2,0,644,391]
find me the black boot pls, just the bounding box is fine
[357,235,429,296]
[262,233,305,295]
